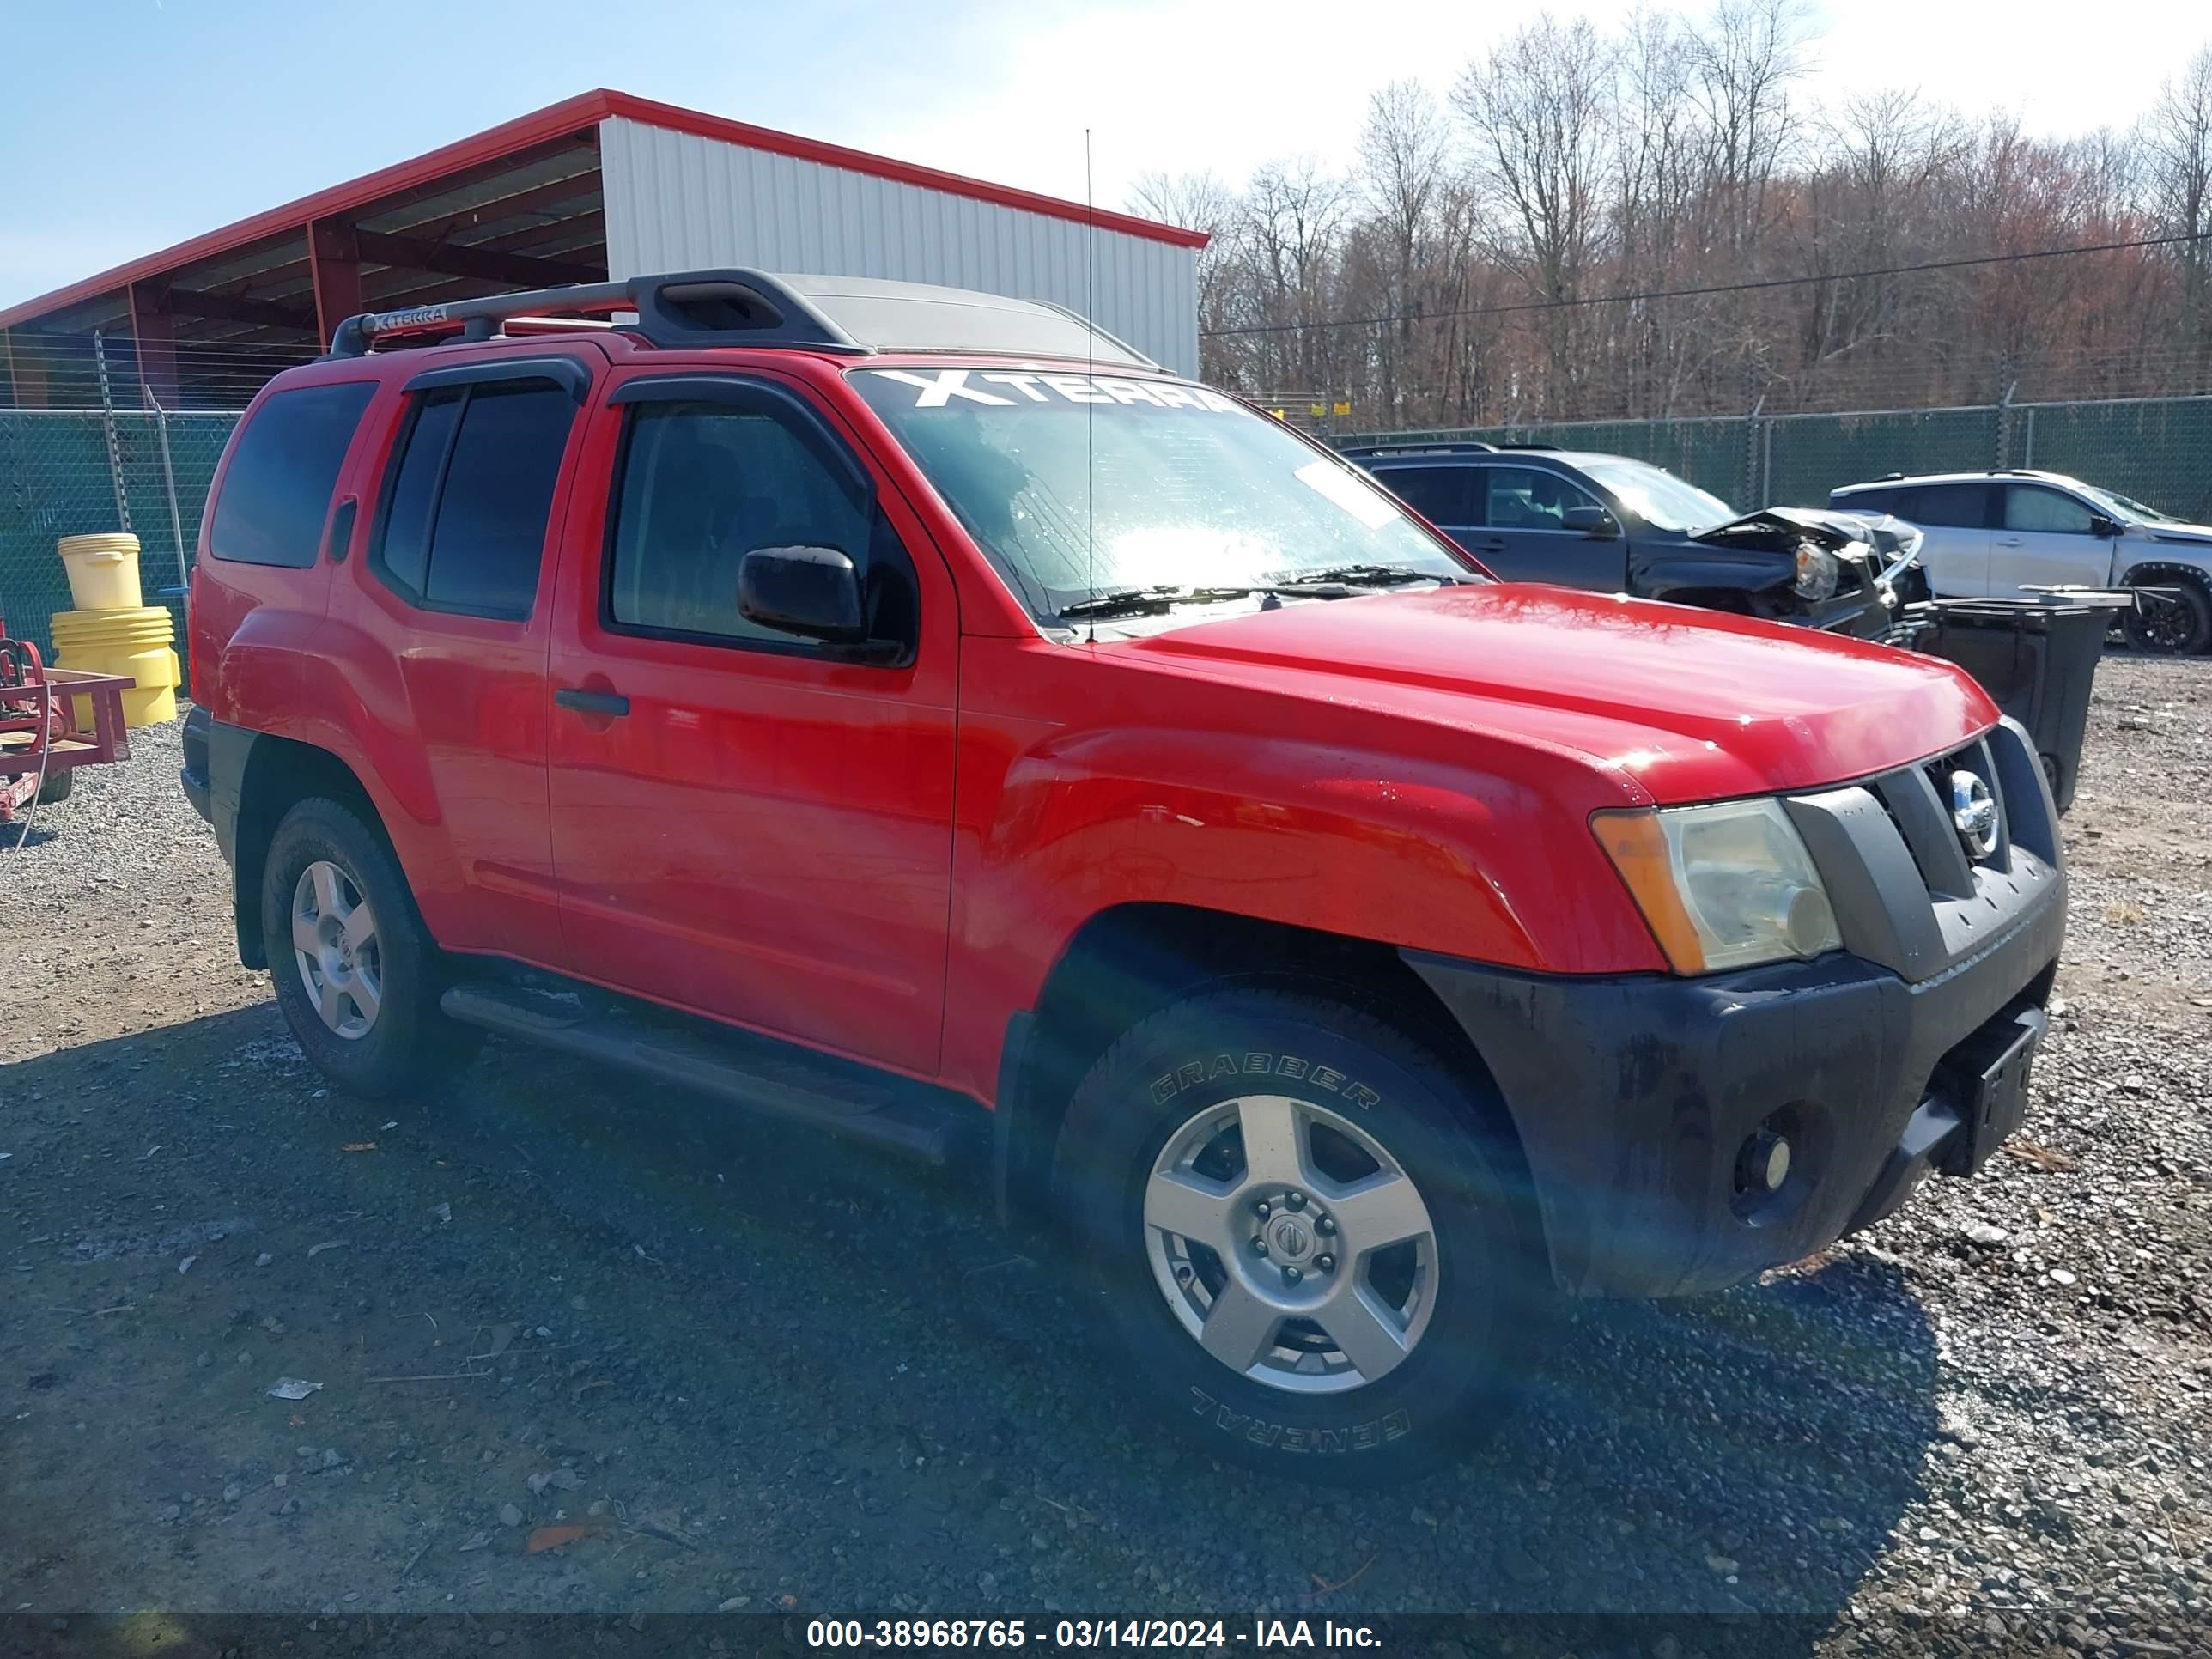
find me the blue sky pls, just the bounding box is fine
[2,0,2200,311]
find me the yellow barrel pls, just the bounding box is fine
[57,533,145,611]
[50,603,179,727]
[50,605,175,647]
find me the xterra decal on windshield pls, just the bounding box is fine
[866,368,1244,411]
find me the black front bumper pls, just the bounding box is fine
[1406,868,2065,1298]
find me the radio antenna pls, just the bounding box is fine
[1085,126,1097,645]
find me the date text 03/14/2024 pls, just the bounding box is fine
[804,1619,1382,1650]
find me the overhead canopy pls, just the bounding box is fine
[0,89,1203,410]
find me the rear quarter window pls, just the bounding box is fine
[1898,483,1991,528]
[208,382,377,567]
[1832,486,1898,512]
[1372,465,1474,525]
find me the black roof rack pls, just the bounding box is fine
[1493,441,1559,451]
[1337,441,1498,458]
[327,270,868,358]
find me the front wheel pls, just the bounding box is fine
[259,797,483,1097]
[2123,577,2212,655]
[1054,988,1552,1484]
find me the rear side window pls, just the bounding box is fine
[208,381,376,566]
[1374,465,1473,525]
[1898,483,1990,528]
[372,379,576,619]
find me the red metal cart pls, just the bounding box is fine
[0,623,134,824]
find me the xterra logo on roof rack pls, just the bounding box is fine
[866,368,1240,411]
[370,305,453,331]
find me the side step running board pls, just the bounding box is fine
[440,981,970,1166]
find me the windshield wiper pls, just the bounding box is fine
[1054,568,1460,623]
[1055,582,1355,621]
[1270,563,1462,587]
[1054,587,1182,621]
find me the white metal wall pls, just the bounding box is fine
[599,117,1200,376]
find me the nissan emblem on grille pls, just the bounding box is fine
[1949,770,1999,859]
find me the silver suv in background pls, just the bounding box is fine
[1829,470,2212,654]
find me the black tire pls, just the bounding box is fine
[33,766,73,805]
[2123,576,2212,655]
[259,796,483,1098]
[1054,988,1552,1485]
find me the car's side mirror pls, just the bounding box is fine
[2088,514,2123,538]
[738,545,867,643]
[1562,504,1620,538]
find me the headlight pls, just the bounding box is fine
[1592,798,1842,975]
[1793,544,1840,600]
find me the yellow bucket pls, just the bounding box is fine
[57,533,145,611]
[52,603,180,728]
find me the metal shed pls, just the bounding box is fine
[0,88,1206,410]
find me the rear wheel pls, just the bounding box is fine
[259,797,483,1097]
[1054,988,1552,1484]
[2123,576,2212,655]
[33,766,73,805]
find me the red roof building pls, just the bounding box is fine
[0,89,1206,410]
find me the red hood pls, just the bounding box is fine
[1123,584,2000,805]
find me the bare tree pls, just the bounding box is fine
[1233,157,1353,397]
[2142,43,2212,379]
[1612,9,1711,413]
[1685,0,1814,259]
[1453,15,1617,416]
[1128,169,1243,362]
[1786,90,1966,404]
[1181,13,2212,428]
[1356,82,1459,421]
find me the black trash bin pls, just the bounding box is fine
[1907,599,2120,814]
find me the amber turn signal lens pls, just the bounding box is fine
[1590,808,1709,975]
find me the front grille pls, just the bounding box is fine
[1784,718,2059,985]
[1867,738,2006,899]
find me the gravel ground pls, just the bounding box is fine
[1,655,2207,1653]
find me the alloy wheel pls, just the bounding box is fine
[291,859,381,1040]
[1143,1094,1440,1394]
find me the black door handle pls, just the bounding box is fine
[555,687,629,718]
[1479,538,1509,553]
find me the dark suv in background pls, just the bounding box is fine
[1344,441,1926,636]
[1346,441,2120,811]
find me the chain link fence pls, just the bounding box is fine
[0,407,240,673]
[1337,393,2212,525]
[2,391,2208,673]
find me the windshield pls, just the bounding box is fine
[851,368,1471,617]
[1577,458,1736,533]
[2075,481,2177,524]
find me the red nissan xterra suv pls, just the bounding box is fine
[184,270,2065,1482]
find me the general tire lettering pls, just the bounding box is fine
[1149,1052,1381,1109]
